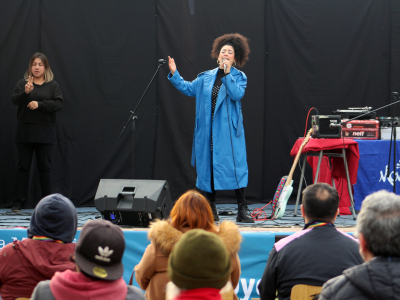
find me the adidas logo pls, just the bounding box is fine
[95,246,113,262]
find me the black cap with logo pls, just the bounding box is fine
[75,219,125,281]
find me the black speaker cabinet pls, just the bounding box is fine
[94,179,174,227]
[311,115,342,138]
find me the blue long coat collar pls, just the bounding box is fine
[202,67,241,116]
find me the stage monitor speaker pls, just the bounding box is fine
[94,179,174,227]
[311,115,342,138]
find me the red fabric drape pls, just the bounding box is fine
[290,138,359,214]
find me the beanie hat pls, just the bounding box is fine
[75,219,125,281]
[168,229,231,290]
[28,193,77,243]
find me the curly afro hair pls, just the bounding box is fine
[211,33,250,68]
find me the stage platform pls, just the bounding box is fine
[0,203,357,300]
[0,203,357,229]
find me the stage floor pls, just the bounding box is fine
[0,203,357,231]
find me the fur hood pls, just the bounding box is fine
[148,220,242,255]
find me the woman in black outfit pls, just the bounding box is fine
[11,53,63,211]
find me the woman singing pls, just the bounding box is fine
[168,33,253,223]
[11,53,63,211]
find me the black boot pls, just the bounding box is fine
[11,198,26,212]
[237,203,254,223]
[210,202,220,222]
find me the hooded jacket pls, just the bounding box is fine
[0,239,75,300]
[319,256,400,300]
[31,270,146,300]
[168,68,248,192]
[134,220,242,300]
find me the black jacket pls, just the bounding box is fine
[12,79,63,127]
[259,224,363,300]
[319,256,400,300]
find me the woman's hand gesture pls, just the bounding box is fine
[168,56,176,75]
[25,76,34,94]
[27,101,38,110]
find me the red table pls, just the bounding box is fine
[290,138,359,216]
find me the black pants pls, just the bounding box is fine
[16,143,53,199]
[207,187,245,204]
[206,156,245,204]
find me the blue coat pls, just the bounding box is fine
[168,67,248,193]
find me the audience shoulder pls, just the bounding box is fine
[148,220,182,254]
[127,285,146,300]
[335,229,360,243]
[320,274,348,300]
[217,221,242,254]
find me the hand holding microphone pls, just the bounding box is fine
[222,58,231,74]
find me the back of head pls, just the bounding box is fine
[28,193,77,243]
[302,183,339,222]
[75,219,125,281]
[170,190,215,231]
[168,229,231,290]
[356,190,400,257]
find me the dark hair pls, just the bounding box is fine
[302,183,339,221]
[211,33,250,67]
[24,52,54,82]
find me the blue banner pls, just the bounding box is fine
[0,229,278,299]
[1,229,353,299]
[354,140,400,210]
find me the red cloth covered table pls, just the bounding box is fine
[290,138,359,215]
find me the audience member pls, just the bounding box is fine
[259,183,363,300]
[166,229,231,300]
[319,190,400,300]
[134,190,242,300]
[0,194,77,300]
[31,219,145,300]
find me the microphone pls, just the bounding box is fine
[223,58,228,73]
[159,59,167,64]
[329,123,342,129]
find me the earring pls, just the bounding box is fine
[217,60,220,65]
[233,62,237,67]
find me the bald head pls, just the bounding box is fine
[302,183,340,222]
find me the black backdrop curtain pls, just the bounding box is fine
[264,0,391,201]
[0,0,395,208]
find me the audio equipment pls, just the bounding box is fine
[311,115,342,138]
[94,179,174,227]
[333,107,376,120]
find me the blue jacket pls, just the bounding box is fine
[168,67,248,192]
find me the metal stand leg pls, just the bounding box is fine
[326,152,336,189]
[342,148,357,220]
[294,154,308,217]
[314,151,324,184]
[327,152,339,217]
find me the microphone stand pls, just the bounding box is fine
[120,59,167,178]
[387,92,399,193]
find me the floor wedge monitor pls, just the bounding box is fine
[94,179,174,226]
